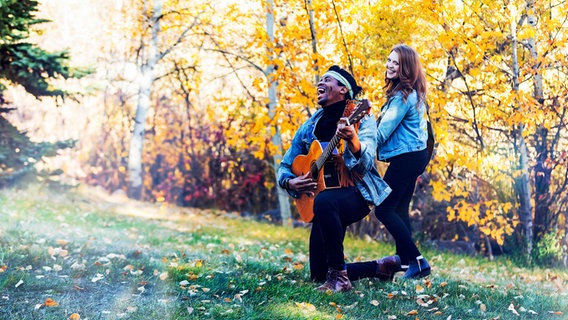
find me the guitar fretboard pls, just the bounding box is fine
[314,135,341,171]
[308,99,370,176]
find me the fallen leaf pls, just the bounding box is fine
[407,309,418,315]
[440,281,447,287]
[69,313,80,320]
[370,300,379,306]
[15,279,23,288]
[416,298,428,307]
[293,263,304,270]
[295,302,316,311]
[508,303,520,316]
[44,298,58,307]
[415,284,425,293]
[70,262,86,271]
[91,274,104,282]
[130,269,143,276]
[56,239,69,246]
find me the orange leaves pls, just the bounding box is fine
[35,298,76,314]
[415,284,425,294]
[406,309,418,315]
[44,298,58,307]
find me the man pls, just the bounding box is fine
[277,65,399,292]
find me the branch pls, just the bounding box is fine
[331,1,353,74]
[159,9,206,60]
[202,47,265,75]
[449,52,485,150]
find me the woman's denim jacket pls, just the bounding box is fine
[277,106,391,207]
[377,90,428,161]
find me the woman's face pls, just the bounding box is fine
[385,51,400,80]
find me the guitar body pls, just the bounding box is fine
[291,141,326,223]
[289,99,371,223]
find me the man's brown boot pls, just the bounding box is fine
[315,269,352,292]
[375,255,401,281]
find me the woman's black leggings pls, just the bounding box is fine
[374,149,429,266]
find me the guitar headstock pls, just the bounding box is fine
[346,99,371,124]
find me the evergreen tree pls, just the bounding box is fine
[0,0,86,187]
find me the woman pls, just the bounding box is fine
[375,44,431,279]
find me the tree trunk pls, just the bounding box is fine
[526,1,550,243]
[128,0,162,199]
[266,0,292,227]
[511,6,533,259]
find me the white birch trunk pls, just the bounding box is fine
[128,0,162,199]
[511,4,533,259]
[266,0,292,227]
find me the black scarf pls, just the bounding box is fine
[314,100,346,142]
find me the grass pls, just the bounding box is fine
[0,184,566,320]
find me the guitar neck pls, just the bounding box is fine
[308,99,370,177]
[312,135,341,174]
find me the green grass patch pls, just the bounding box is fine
[0,184,566,319]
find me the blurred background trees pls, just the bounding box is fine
[1,0,566,267]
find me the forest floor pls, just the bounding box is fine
[0,184,566,319]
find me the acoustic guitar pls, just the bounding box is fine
[291,99,371,223]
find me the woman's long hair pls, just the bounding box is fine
[384,44,427,104]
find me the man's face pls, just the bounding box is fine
[317,75,347,107]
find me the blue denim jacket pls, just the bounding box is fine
[277,107,391,206]
[377,90,428,161]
